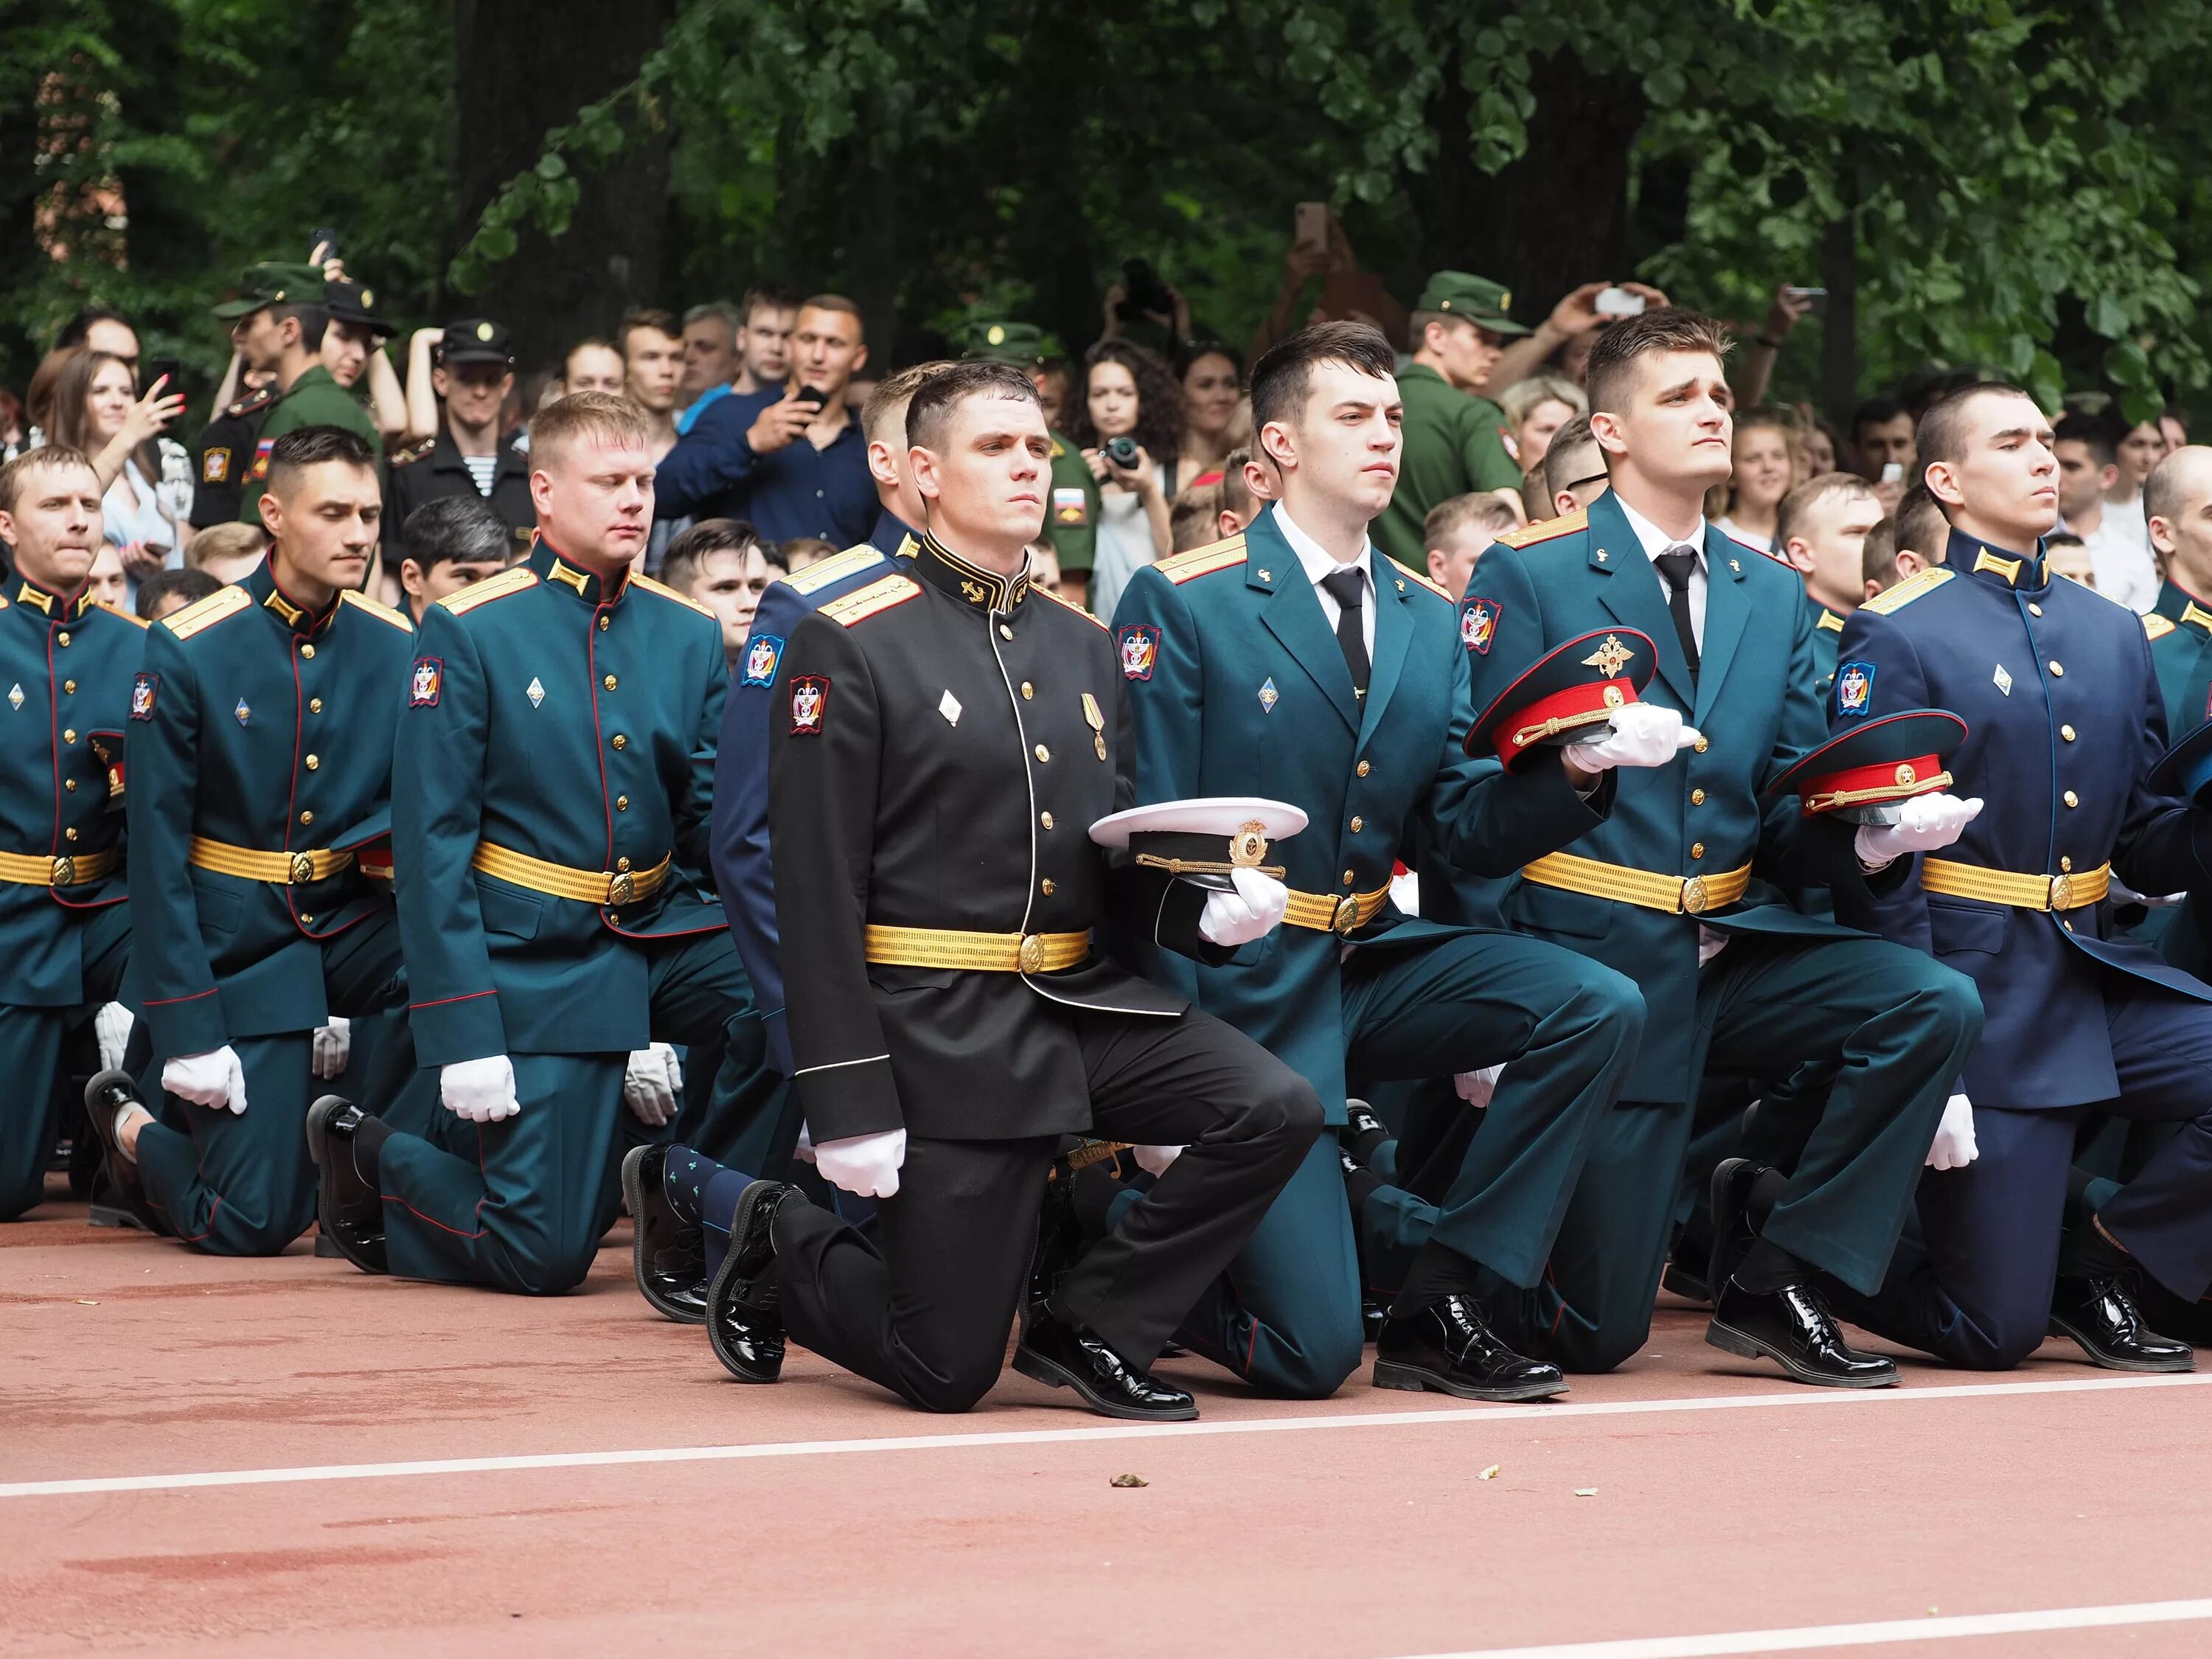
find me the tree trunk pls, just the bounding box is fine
[451,0,672,373]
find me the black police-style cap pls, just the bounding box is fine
[439,319,513,365]
[324,279,391,337]
[1467,627,1658,767]
[1767,709,1968,815]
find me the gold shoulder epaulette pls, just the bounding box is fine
[630,572,715,618]
[438,566,538,616]
[1155,534,1247,585]
[161,584,252,640]
[1498,508,1587,549]
[1387,557,1453,602]
[389,437,437,467]
[1032,583,1107,630]
[782,546,884,597]
[2145,612,2178,641]
[340,590,414,632]
[1860,567,1956,616]
[820,573,921,627]
[226,386,277,420]
[1817,609,1846,634]
[97,599,150,629]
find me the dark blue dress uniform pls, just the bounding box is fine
[1456,493,1981,1369]
[1809,598,1847,701]
[377,542,771,1294]
[1825,534,2212,1366]
[1111,509,1644,1398]
[126,565,417,1253]
[0,579,142,1219]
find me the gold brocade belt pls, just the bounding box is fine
[863,924,1091,974]
[1920,858,2111,913]
[1281,883,1393,936]
[472,841,670,906]
[188,837,351,886]
[1520,850,1753,916]
[0,847,117,887]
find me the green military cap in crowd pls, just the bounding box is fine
[1413,271,1531,338]
[210,262,330,319]
[964,320,1047,366]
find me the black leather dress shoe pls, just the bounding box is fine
[81,1069,161,1233]
[1013,1309,1197,1421]
[706,1180,791,1382]
[1703,1157,1765,1308]
[305,1095,388,1274]
[1339,1097,1390,1166]
[622,1145,706,1324]
[2050,1273,2194,1371]
[2125,1276,2212,1349]
[1707,1278,1896,1387]
[1373,1295,1568,1402]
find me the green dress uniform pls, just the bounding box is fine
[2132,587,2212,965]
[0,580,142,1219]
[126,566,419,1253]
[239,366,382,523]
[375,543,770,1295]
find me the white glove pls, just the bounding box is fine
[311,1016,352,1080]
[813,1127,906,1198]
[1856,793,1984,868]
[622,1041,683,1126]
[164,1046,248,1115]
[94,1003,133,1072]
[1926,1092,1978,1170]
[1571,703,1704,773]
[1198,866,1291,947]
[1132,1144,1184,1176]
[441,1054,521,1123]
[792,1122,817,1164]
[1454,1063,1504,1107]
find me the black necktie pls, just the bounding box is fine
[1654,548,1700,679]
[1320,567,1370,698]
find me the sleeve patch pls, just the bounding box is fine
[250,438,275,480]
[1052,487,1091,527]
[789,674,830,735]
[410,657,442,707]
[1461,595,1500,655]
[742,633,784,687]
[130,673,159,720]
[1834,661,1875,717]
[1118,625,1160,680]
[202,447,231,484]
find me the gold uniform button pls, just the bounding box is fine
[1040,878,1057,896]
[611,734,627,751]
[2063,790,2079,807]
[305,754,319,770]
[2049,661,2063,675]
[63,827,77,843]
[299,812,313,826]
[1691,841,1705,858]
[1343,869,1355,888]
[2062,918,2074,932]
[309,697,323,714]
[62,679,74,695]
[1020,682,1034,699]
[1691,788,1705,806]
[616,796,629,811]
[63,728,75,743]
[1349,816,1364,833]
[56,632,69,647]
[299,643,313,658]
[1001,625,1014,640]
[599,616,611,630]
[2029,602,2044,616]
[1357,760,1371,777]
[300,914,314,926]
[603,675,618,691]
[2061,724,2076,741]
[616,857,632,872]
[2061,855,2073,872]
[1040,811,1054,830]
[63,779,77,792]
[1694,736,1710,754]
[1034,744,1050,762]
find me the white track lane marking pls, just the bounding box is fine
[4,1371,2207,1500]
[1388,1595,2212,1657]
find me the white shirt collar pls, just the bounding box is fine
[1271,501,1373,592]
[1613,494,1706,566]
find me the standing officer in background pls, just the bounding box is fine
[1371,274,1526,570]
[383,320,535,568]
[2141,447,2212,728]
[91,428,418,1254]
[967,322,1102,611]
[0,448,145,1220]
[1458,309,1983,1386]
[310,393,774,1295]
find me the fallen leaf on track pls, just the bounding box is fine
[1478,1465,1500,1481]
[1110,1474,1148,1489]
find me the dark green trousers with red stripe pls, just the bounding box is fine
[0,901,131,1222]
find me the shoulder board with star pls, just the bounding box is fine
[1031,582,1107,630]
[1859,567,1956,616]
[340,590,415,633]
[1386,557,1453,603]
[389,436,437,467]
[96,599,150,630]
[437,566,539,616]
[1154,534,1248,586]
[162,584,253,640]
[224,385,278,421]
[819,573,921,627]
[631,571,716,619]
[780,545,883,597]
[1816,609,1846,634]
[1497,508,1587,550]
[2144,612,2178,641]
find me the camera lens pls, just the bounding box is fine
[1106,436,1140,468]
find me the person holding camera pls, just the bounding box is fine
[1068,340,1180,622]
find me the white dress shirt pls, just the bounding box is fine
[2060,505,2157,615]
[1615,495,1708,649]
[1273,502,1376,657]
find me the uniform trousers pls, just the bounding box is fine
[1174,930,1644,1400]
[136,911,411,1255]
[1478,931,1981,1372]
[1832,982,2212,1369]
[774,1004,1320,1415]
[0,902,131,1221]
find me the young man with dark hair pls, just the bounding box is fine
[662,518,773,667]
[398,495,512,625]
[2055,410,2156,612]
[1890,483,1951,579]
[637,361,1321,1419]
[734,284,799,397]
[56,305,140,370]
[1540,414,1608,521]
[91,426,418,1253]
[1779,472,1884,696]
[1423,491,1520,602]
[136,566,223,622]
[385,319,534,569]
[619,308,686,461]
[0,448,147,1219]
[1851,394,1916,510]
[1457,309,1984,1386]
[1826,383,2212,1369]
[560,338,627,397]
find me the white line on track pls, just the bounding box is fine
[1388,1595,2212,1657]
[4,1369,2206,1500]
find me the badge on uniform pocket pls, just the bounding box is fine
[1053,487,1089,527]
[790,675,829,735]
[411,656,442,707]
[130,673,158,721]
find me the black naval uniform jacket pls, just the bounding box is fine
[768,534,1202,1145]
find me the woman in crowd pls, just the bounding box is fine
[1070,339,1183,623]
[1499,375,1586,470]
[1175,339,1245,481]
[48,349,191,582]
[1708,405,1803,554]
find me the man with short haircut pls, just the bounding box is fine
[2056,411,2157,613]
[1540,414,1608,521]
[385,319,534,569]
[1860,515,1901,600]
[1423,492,1519,602]
[308,395,774,1294]
[732,285,798,398]
[967,322,1102,609]
[1779,472,1883,698]
[1216,444,1267,540]
[653,295,874,546]
[136,566,222,622]
[678,302,742,413]
[2143,447,2212,726]
[619,309,686,461]
[1373,272,1526,568]
[1891,483,1950,575]
[560,339,627,397]
[1169,483,1223,553]
[397,495,512,625]
[1851,394,1916,511]
[1826,383,2212,1372]
[184,522,267,585]
[94,427,418,1255]
[1458,310,1984,1385]
[663,518,772,667]
[0,448,146,1220]
[56,306,140,372]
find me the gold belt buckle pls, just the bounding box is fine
[1018,933,1048,973]
[1332,895,1360,936]
[51,855,75,886]
[609,869,636,905]
[289,852,316,886]
[2048,872,2073,911]
[1680,875,1710,916]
